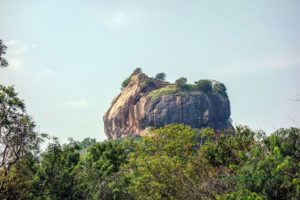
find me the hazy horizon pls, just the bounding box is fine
[1,0,300,143]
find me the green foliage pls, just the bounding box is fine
[140,78,156,88]
[121,68,143,90]
[0,39,8,68]
[149,77,228,99]
[79,137,96,149]
[194,79,213,92]
[147,85,178,99]
[0,85,44,199]
[126,124,199,199]
[213,82,228,97]
[32,138,82,200]
[0,155,39,200]
[228,128,300,200]
[175,77,187,89]
[123,125,300,199]
[0,88,299,200]
[131,67,142,76]
[155,72,166,81]
[81,139,133,200]
[121,77,131,90]
[86,140,128,177]
[141,124,198,160]
[218,189,265,200]
[120,69,228,101]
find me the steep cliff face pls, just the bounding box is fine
[103,72,232,139]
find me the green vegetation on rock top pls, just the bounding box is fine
[147,84,178,99]
[120,69,228,99]
[147,79,228,100]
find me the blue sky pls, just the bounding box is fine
[0,0,299,143]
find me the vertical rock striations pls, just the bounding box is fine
[103,72,232,139]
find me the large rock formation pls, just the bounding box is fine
[103,72,232,139]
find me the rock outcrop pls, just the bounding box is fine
[103,72,232,139]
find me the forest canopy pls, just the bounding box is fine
[0,86,299,200]
[1,41,299,200]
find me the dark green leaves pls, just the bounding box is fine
[0,39,8,68]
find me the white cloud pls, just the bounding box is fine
[31,44,38,49]
[213,54,300,77]
[44,69,56,76]
[64,99,89,109]
[4,39,38,71]
[5,39,37,54]
[5,39,19,46]
[111,12,130,27]
[90,7,150,29]
[9,58,24,71]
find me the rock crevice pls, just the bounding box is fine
[103,72,232,139]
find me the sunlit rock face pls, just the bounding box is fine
[103,72,232,139]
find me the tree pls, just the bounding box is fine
[83,140,133,199]
[194,80,212,93]
[126,125,201,199]
[0,39,8,68]
[175,77,187,89]
[155,73,166,81]
[234,128,300,199]
[32,138,83,200]
[79,137,96,149]
[0,85,44,198]
[0,85,42,175]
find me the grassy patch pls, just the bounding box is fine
[148,85,179,99]
[147,80,228,100]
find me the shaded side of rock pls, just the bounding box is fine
[103,72,232,139]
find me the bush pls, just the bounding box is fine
[213,82,228,97]
[140,78,156,88]
[155,73,166,81]
[121,77,131,89]
[194,80,212,92]
[121,68,143,90]
[175,77,187,89]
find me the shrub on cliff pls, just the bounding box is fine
[155,72,166,81]
[213,82,228,97]
[194,79,213,92]
[121,68,143,89]
[175,77,187,89]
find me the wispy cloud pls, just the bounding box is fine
[6,39,38,54]
[212,54,300,77]
[64,99,89,109]
[111,12,130,27]
[91,8,150,29]
[44,69,56,76]
[35,68,57,78]
[5,39,38,71]
[9,59,24,71]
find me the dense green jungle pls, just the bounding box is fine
[1,39,300,200]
